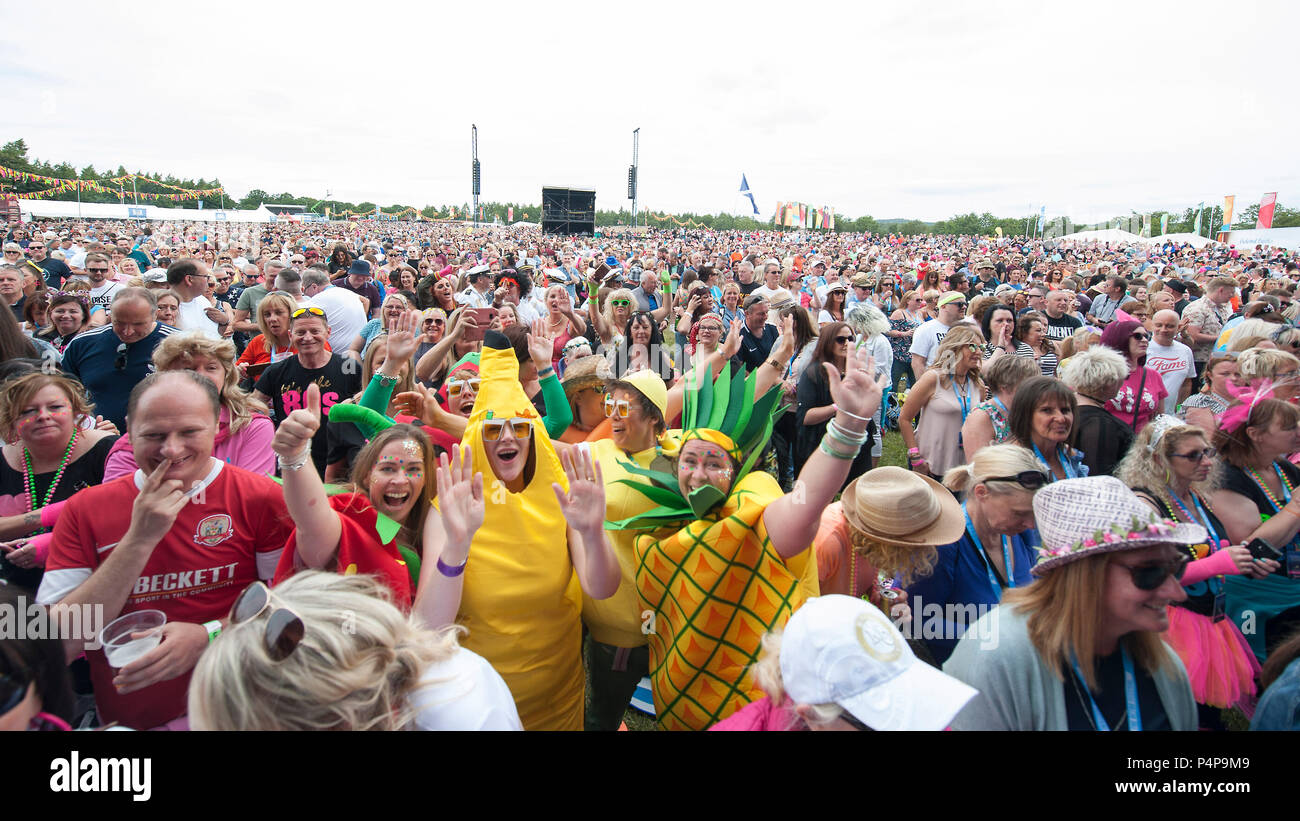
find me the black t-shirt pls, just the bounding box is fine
[1062,646,1171,731]
[0,435,117,589]
[732,323,779,374]
[1221,461,1300,578]
[1071,405,1135,477]
[1045,312,1082,343]
[35,257,71,289]
[255,354,362,476]
[738,281,761,296]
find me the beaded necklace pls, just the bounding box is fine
[1245,463,1292,512]
[23,429,79,530]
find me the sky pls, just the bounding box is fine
[2,0,1296,224]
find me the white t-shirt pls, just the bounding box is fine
[178,296,222,339]
[89,281,123,314]
[308,285,368,352]
[409,646,523,731]
[1145,339,1196,413]
[751,285,794,324]
[908,318,952,364]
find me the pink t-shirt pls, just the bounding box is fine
[1105,366,1168,433]
[104,408,276,479]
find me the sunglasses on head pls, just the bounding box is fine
[230,581,305,662]
[446,377,481,396]
[987,470,1050,490]
[292,306,326,319]
[1116,554,1190,591]
[114,341,128,370]
[483,417,533,441]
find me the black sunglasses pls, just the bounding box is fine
[114,342,128,371]
[987,471,1051,490]
[230,581,305,662]
[1117,555,1190,591]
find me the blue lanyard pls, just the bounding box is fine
[952,376,972,425]
[1032,443,1077,481]
[1071,648,1142,731]
[992,397,1008,417]
[962,502,1014,601]
[1274,463,1293,505]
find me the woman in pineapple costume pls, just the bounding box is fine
[411,330,620,731]
[609,345,888,730]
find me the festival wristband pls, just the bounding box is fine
[437,555,468,578]
[908,447,921,455]
[203,620,223,644]
[277,448,312,472]
[819,437,857,460]
[832,404,872,424]
[537,366,555,379]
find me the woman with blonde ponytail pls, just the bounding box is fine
[188,571,521,731]
[905,444,1046,664]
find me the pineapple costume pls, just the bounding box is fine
[609,363,816,731]
[453,332,585,730]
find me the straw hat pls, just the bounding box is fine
[1030,476,1205,576]
[840,467,965,548]
[560,354,612,399]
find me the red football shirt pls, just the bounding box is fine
[38,460,294,729]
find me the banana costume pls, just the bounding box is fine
[609,364,815,731]
[455,332,584,731]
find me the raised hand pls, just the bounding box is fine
[552,445,607,536]
[384,309,421,366]
[528,318,555,366]
[271,382,322,459]
[435,445,484,553]
[720,318,743,359]
[825,346,889,425]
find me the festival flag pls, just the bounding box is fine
[1036,205,1046,233]
[739,174,759,215]
[1160,213,1168,235]
[1221,195,1235,229]
[1193,202,1204,236]
[508,207,514,222]
[995,226,1003,238]
[828,209,835,231]
[1257,192,1278,229]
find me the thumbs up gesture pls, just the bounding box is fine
[271,382,323,461]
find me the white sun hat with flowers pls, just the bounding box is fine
[1030,476,1206,576]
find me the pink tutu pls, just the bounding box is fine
[1164,606,1259,711]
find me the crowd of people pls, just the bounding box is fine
[4,214,1300,732]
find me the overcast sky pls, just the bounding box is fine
[3,0,1295,223]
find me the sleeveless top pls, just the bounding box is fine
[974,398,1011,446]
[915,375,968,478]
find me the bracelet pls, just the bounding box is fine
[436,555,468,577]
[826,425,867,450]
[277,448,312,472]
[819,437,857,460]
[766,359,784,370]
[372,372,398,387]
[907,447,921,455]
[828,418,870,445]
[832,404,872,424]
[203,620,223,644]
[537,365,555,379]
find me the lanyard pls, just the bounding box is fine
[1032,443,1077,481]
[962,502,1014,601]
[952,376,972,425]
[992,396,1008,417]
[1071,648,1142,732]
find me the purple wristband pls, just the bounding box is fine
[436,556,467,578]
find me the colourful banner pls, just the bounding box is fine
[1257,192,1278,229]
[1222,195,1235,228]
[507,207,513,222]
[1160,213,1169,235]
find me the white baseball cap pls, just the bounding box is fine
[780,595,977,731]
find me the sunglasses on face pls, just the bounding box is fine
[604,396,631,418]
[446,378,481,396]
[1131,333,1150,342]
[987,470,1050,490]
[834,335,856,344]
[610,299,631,307]
[230,581,305,662]
[1171,447,1217,462]
[483,417,533,441]
[1116,554,1190,591]
[292,306,326,319]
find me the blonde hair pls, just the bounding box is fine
[361,334,416,399]
[1056,327,1101,362]
[603,287,636,330]
[749,629,843,729]
[0,372,94,442]
[188,572,461,730]
[1001,556,1175,690]
[1238,347,1300,382]
[152,333,267,434]
[943,444,1043,496]
[1226,319,1282,352]
[929,325,986,391]
[255,291,298,346]
[1115,422,1219,511]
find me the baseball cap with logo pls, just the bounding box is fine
[780,595,978,731]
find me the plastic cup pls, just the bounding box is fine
[99,610,167,670]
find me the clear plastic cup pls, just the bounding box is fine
[99,610,167,670]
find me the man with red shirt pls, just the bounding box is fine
[38,370,293,729]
